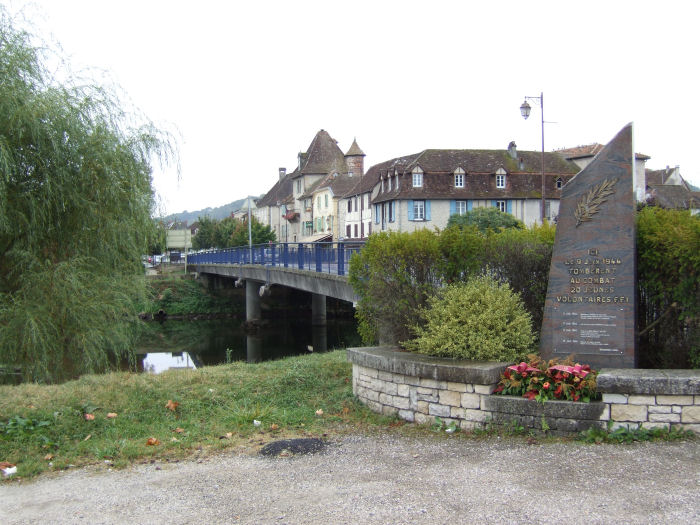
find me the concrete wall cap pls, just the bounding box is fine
[347,346,507,384]
[597,369,700,395]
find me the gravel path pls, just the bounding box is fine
[1,434,698,524]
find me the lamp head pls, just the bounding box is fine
[520,99,531,120]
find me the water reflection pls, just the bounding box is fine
[142,352,199,373]
[135,316,360,373]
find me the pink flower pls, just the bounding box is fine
[542,382,550,390]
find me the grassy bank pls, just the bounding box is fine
[0,351,394,480]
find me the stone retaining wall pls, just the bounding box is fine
[347,346,700,435]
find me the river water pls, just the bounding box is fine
[135,316,361,373]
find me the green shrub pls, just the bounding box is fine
[636,207,700,368]
[349,230,443,345]
[447,207,524,232]
[403,275,535,361]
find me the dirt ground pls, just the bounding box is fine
[1,434,698,524]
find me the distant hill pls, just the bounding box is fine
[163,196,263,224]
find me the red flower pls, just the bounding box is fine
[554,385,563,398]
[542,382,550,390]
[494,385,504,393]
[523,390,538,400]
[504,369,511,380]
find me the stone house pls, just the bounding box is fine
[644,166,699,214]
[256,130,365,242]
[366,142,580,232]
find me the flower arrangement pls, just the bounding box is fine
[494,354,600,403]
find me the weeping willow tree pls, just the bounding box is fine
[0,11,174,382]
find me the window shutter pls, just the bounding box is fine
[491,200,497,208]
[506,200,513,214]
[407,200,414,221]
[425,201,431,221]
[467,200,473,211]
[374,205,380,224]
[450,200,456,215]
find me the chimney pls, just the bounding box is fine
[279,167,286,180]
[507,141,517,159]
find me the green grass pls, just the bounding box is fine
[0,351,394,479]
[143,276,239,315]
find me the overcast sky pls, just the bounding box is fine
[8,0,700,215]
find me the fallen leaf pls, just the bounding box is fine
[342,407,350,415]
[173,427,184,433]
[0,461,16,469]
[315,409,324,416]
[84,434,92,441]
[170,437,179,442]
[28,404,36,409]
[84,413,95,421]
[44,453,54,461]
[165,400,179,411]
[146,437,161,446]
[270,424,279,431]
[106,412,117,419]
[226,432,233,438]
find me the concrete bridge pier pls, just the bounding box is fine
[311,293,327,326]
[245,280,262,322]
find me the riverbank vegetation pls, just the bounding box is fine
[143,276,240,317]
[0,10,174,383]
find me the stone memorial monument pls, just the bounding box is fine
[540,124,636,368]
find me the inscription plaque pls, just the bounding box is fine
[540,124,637,368]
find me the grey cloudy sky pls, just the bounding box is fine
[8,0,700,214]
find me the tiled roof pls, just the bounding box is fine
[558,143,650,161]
[647,184,699,210]
[257,170,295,207]
[299,129,346,175]
[363,148,578,204]
[345,138,365,157]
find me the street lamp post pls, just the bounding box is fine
[520,92,546,223]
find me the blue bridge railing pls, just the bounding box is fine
[186,241,366,276]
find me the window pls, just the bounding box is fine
[304,198,311,210]
[454,167,465,188]
[347,200,352,213]
[412,167,423,188]
[317,196,321,209]
[456,200,467,215]
[361,222,364,237]
[388,176,392,191]
[374,204,380,224]
[556,178,563,189]
[388,201,395,222]
[346,225,351,238]
[413,200,425,220]
[496,168,506,189]
[324,194,328,208]
[495,200,506,212]
[296,180,301,193]
[354,224,358,237]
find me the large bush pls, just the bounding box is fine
[447,207,524,232]
[481,222,556,336]
[402,275,534,362]
[348,230,442,344]
[636,207,699,368]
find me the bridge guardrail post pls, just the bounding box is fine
[283,243,289,268]
[338,242,345,276]
[315,243,322,273]
[297,243,304,269]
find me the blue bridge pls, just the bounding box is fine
[186,241,365,326]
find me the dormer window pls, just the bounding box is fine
[454,167,465,188]
[556,177,563,189]
[388,176,392,191]
[412,166,423,188]
[496,168,506,189]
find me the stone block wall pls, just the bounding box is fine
[347,347,700,435]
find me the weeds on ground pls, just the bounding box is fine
[579,420,696,444]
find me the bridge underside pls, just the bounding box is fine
[190,264,358,325]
